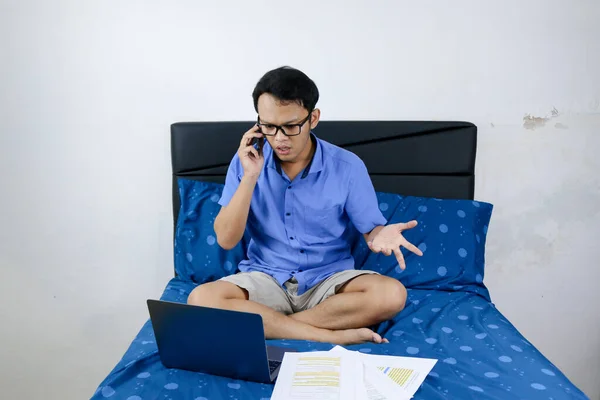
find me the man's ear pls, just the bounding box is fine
[310,108,321,130]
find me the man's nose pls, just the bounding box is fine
[274,129,287,141]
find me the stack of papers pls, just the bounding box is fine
[270,345,437,400]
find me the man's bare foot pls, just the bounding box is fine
[332,328,389,345]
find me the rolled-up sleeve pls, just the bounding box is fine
[218,154,242,207]
[345,160,387,233]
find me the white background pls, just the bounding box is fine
[1,1,599,399]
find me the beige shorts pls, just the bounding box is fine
[220,269,379,315]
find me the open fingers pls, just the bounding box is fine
[398,220,418,231]
[402,239,423,256]
[393,248,406,270]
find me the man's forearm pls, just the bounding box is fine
[214,175,257,249]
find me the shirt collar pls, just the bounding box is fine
[268,132,323,179]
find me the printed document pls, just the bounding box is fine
[270,351,357,400]
[271,346,437,400]
[330,345,437,399]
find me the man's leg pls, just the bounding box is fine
[186,273,385,345]
[290,271,407,331]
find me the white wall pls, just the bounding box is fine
[1,1,598,399]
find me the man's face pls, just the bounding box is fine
[257,93,319,163]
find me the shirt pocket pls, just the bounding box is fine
[302,204,345,245]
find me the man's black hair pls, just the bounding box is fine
[252,66,319,112]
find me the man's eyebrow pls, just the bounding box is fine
[282,117,303,125]
[259,116,302,125]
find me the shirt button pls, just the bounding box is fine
[289,237,294,240]
[300,249,305,253]
[286,212,291,216]
[288,185,292,189]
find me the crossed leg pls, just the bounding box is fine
[187,274,406,345]
[187,280,383,345]
[289,274,407,332]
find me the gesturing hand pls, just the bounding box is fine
[367,221,423,270]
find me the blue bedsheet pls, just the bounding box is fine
[92,278,586,400]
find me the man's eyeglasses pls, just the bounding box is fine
[257,112,312,137]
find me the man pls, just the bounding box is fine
[188,66,422,345]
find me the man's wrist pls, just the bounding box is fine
[241,174,259,186]
[367,225,385,242]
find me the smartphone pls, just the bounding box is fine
[252,126,265,156]
[252,136,265,156]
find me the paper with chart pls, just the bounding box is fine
[355,356,411,400]
[363,353,437,396]
[329,346,437,398]
[270,351,358,400]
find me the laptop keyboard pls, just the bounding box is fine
[269,360,281,374]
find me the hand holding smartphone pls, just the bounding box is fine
[238,125,265,179]
[251,126,265,157]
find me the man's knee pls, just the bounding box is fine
[187,281,247,307]
[385,279,407,313]
[187,283,213,306]
[371,278,407,320]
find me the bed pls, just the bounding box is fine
[91,121,587,399]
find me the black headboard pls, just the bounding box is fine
[171,121,477,227]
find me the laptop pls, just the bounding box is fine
[146,299,294,383]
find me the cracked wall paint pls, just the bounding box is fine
[478,113,600,399]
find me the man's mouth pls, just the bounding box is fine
[276,146,291,155]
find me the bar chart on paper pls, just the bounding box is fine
[377,367,415,387]
[364,354,438,396]
[324,346,438,399]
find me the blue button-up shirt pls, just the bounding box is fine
[219,133,387,295]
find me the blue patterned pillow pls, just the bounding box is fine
[175,179,493,297]
[353,192,493,297]
[174,178,249,283]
